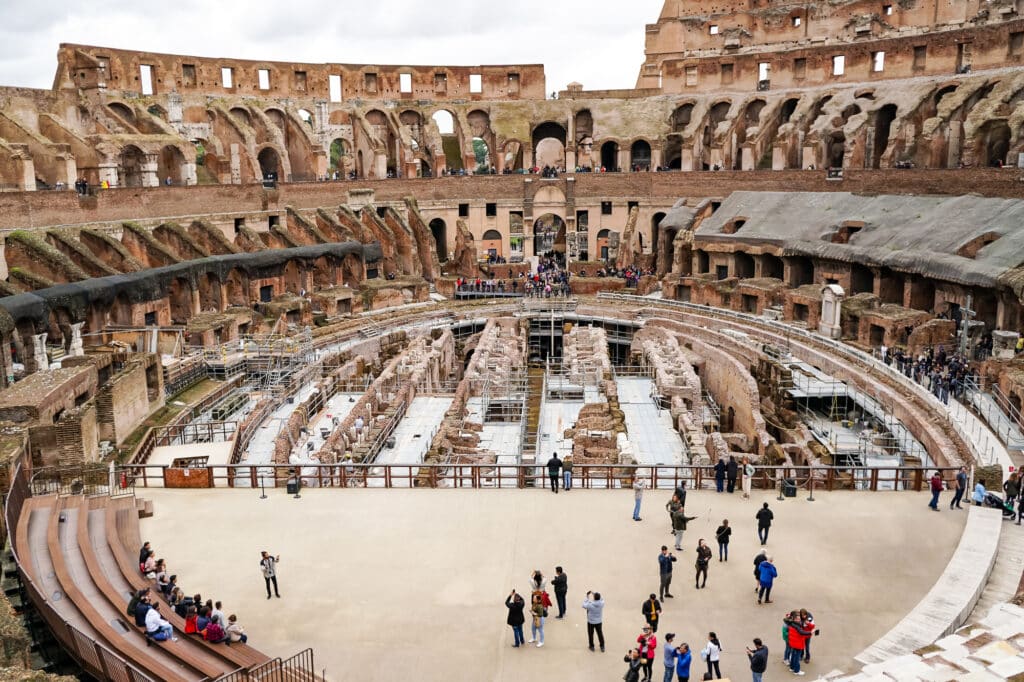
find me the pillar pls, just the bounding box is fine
[139,153,160,187]
[98,162,119,188]
[30,333,48,373]
[68,323,85,357]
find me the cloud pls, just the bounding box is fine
[0,0,663,92]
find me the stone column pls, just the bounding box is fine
[68,323,85,357]
[818,285,844,340]
[30,333,49,373]
[98,162,119,188]
[139,153,160,187]
[230,143,242,184]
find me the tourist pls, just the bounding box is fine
[666,493,682,534]
[662,633,678,682]
[726,456,738,493]
[226,614,248,644]
[211,600,226,629]
[674,642,692,682]
[747,638,768,682]
[552,566,568,618]
[642,593,662,633]
[196,606,211,634]
[204,614,227,643]
[143,550,157,578]
[741,457,755,499]
[701,632,723,679]
[757,555,777,604]
[1005,473,1021,513]
[973,480,987,506]
[546,452,562,493]
[168,587,183,609]
[562,456,573,491]
[658,545,677,600]
[583,590,606,652]
[184,605,199,634]
[800,609,816,663]
[127,588,150,620]
[529,569,547,593]
[1018,485,1024,525]
[145,602,176,642]
[713,458,726,493]
[529,593,545,647]
[637,625,658,681]
[260,551,281,599]
[753,550,767,592]
[623,648,644,682]
[783,611,813,675]
[138,541,151,572]
[928,470,944,511]
[715,519,731,562]
[133,592,152,627]
[695,539,712,589]
[505,590,526,648]
[755,503,774,545]
[671,506,698,551]
[950,466,967,509]
[634,474,647,521]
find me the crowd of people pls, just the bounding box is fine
[880,344,977,404]
[504,481,819,682]
[128,540,250,645]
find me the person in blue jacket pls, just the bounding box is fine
[674,642,692,681]
[757,556,777,604]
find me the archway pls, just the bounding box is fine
[671,104,694,132]
[873,104,898,168]
[198,272,223,312]
[780,98,799,124]
[432,110,462,172]
[258,147,280,180]
[533,213,566,256]
[157,145,186,185]
[502,140,524,172]
[481,229,504,261]
[532,121,567,169]
[631,140,652,170]
[472,137,491,173]
[283,260,303,295]
[329,139,348,176]
[827,132,846,169]
[429,219,448,262]
[119,145,147,187]
[597,229,612,261]
[169,277,193,324]
[979,120,1011,167]
[229,107,252,127]
[601,142,619,171]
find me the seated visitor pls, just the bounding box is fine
[134,594,152,627]
[196,606,212,635]
[184,605,199,634]
[126,588,150,620]
[204,614,227,643]
[226,614,248,644]
[144,602,176,642]
[138,541,151,572]
[142,551,157,577]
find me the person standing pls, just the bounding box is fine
[746,638,768,682]
[642,593,662,633]
[741,457,755,499]
[695,540,712,589]
[666,494,682,534]
[757,556,777,604]
[701,632,723,679]
[713,458,726,493]
[715,520,731,562]
[950,466,967,509]
[658,546,677,600]
[634,475,647,521]
[753,550,767,592]
[637,625,658,682]
[783,612,813,675]
[583,590,606,652]
[259,551,280,599]
[726,456,738,494]
[563,456,573,491]
[547,453,562,493]
[623,649,644,682]
[529,593,545,647]
[800,609,816,663]
[552,566,568,619]
[675,642,692,682]
[928,470,943,511]
[662,633,678,682]
[755,503,774,545]
[505,590,525,648]
[671,506,698,551]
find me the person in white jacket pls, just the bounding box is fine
[144,602,176,642]
[701,631,723,679]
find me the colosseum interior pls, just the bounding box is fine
[2,1,1024,680]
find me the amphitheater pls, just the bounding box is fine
[4,1,1024,680]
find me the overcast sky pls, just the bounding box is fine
[0,0,665,94]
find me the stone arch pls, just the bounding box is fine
[341,253,363,287]
[169,277,193,324]
[297,108,314,128]
[119,144,147,187]
[827,132,846,168]
[780,98,800,124]
[978,120,1012,167]
[597,228,612,261]
[735,252,755,279]
[429,218,448,262]
[225,268,249,307]
[532,121,567,168]
[671,103,695,132]
[873,104,898,168]
[533,213,566,256]
[229,107,252,127]
[257,146,281,180]
[431,109,462,172]
[501,139,524,171]
[312,255,339,290]
[631,140,652,170]
[744,99,767,126]
[156,144,187,185]
[282,259,303,294]
[198,272,223,312]
[108,102,136,125]
[265,108,287,130]
[600,141,619,171]
[366,109,398,176]
[575,109,594,142]
[329,138,349,175]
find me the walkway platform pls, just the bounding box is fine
[616,377,685,466]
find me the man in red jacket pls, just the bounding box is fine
[783,613,814,675]
[929,470,944,511]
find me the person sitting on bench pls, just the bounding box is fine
[144,602,176,642]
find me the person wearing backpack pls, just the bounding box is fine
[714,520,731,562]
[204,614,227,643]
[126,588,149,619]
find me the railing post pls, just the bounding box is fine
[913,468,923,492]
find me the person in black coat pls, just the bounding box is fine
[552,566,568,619]
[726,456,738,493]
[713,459,726,493]
[756,503,774,545]
[546,454,562,493]
[505,590,526,648]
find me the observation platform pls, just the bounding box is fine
[139,487,966,682]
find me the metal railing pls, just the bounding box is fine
[30,464,134,498]
[116,462,962,492]
[215,648,319,681]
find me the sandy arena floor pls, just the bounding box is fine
[139,487,966,681]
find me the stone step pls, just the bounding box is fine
[971,517,1024,619]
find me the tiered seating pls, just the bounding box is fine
[14,493,271,681]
